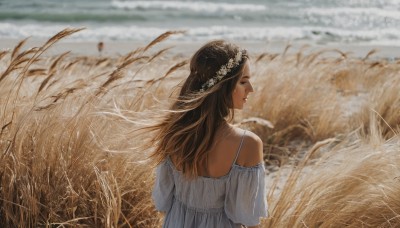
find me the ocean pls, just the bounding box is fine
[0,0,399,46]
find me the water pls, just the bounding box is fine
[0,0,399,46]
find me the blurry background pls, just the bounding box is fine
[0,0,399,46]
[0,0,400,56]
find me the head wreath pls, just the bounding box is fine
[200,50,243,92]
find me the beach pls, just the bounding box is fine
[2,37,400,60]
[2,0,399,61]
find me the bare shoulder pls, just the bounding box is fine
[234,128,264,167]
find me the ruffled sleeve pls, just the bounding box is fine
[152,159,175,212]
[224,164,268,226]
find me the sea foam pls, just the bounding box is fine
[111,0,267,13]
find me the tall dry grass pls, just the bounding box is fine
[245,47,400,165]
[0,29,187,227]
[0,29,399,227]
[263,117,400,227]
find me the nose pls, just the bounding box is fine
[247,81,254,93]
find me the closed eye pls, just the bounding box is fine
[240,75,251,85]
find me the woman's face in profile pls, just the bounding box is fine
[231,61,254,110]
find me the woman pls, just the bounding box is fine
[151,40,267,227]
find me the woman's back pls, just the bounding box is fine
[201,126,264,178]
[171,125,264,178]
[152,127,267,227]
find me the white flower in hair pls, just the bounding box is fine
[200,50,243,92]
[227,59,234,68]
[235,52,242,62]
[218,66,228,76]
[208,78,215,87]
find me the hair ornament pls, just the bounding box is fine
[200,50,243,92]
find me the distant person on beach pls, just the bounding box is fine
[150,40,268,227]
[97,41,104,56]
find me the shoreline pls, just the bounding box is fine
[0,38,399,60]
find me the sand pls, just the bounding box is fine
[1,37,399,60]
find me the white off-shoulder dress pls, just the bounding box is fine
[152,131,268,227]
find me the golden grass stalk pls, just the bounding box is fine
[0,50,9,61]
[10,37,29,60]
[142,30,185,53]
[96,56,149,96]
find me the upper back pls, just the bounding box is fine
[197,126,264,178]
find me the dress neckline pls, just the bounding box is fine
[166,157,263,180]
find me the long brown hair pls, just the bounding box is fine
[149,40,248,178]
